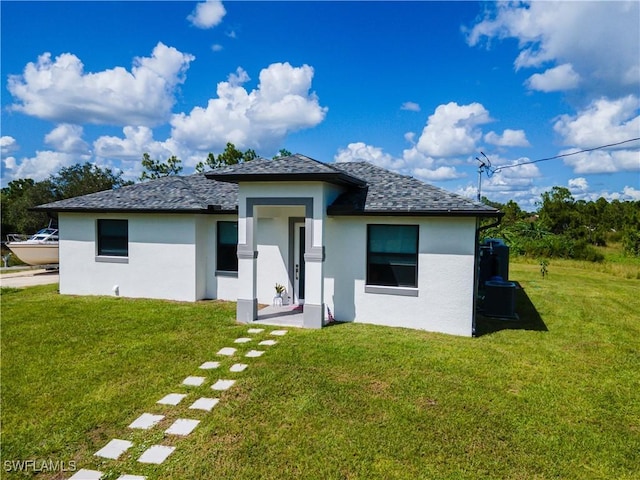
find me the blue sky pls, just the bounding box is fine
[1,1,639,209]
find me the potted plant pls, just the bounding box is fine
[274,283,285,297]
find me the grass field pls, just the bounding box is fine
[1,258,639,479]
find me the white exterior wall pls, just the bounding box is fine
[58,212,238,302]
[324,216,478,336]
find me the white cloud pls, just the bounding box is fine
[7,150,90,182]
[484,129,530,147]
[1,136,19,156]
[401,101,421,112]
[554,95,640,148]
[7,43,195,126]
[415,102,491,157]
[170,63,327,152]
[334,142,404,171]
[94,126,178,162]
[525,63,580,92]
[211,44,224,52]
[622,186,640,201]
[334,142,463,182]
[568,177,588,193]
[187,0,226,29]
[44,124,90,154]
[467,1,640,97]
[560,148,640,175]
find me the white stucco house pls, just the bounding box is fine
[36,154,501,336]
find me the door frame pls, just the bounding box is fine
[288,217,306,305]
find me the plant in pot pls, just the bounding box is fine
[274,283,285,297]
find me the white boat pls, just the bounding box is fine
[6,228,59,266]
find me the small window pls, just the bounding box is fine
[97,219,128,257]
[217,221,238,272]
[367,224,418,288]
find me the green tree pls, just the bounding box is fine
[538,187,579,235]
[1,179,55,235]
[2,163,132,235]
[51,162,132,199]
[194,143,257,172]
[140,153,183,180]
[273,148,292,159]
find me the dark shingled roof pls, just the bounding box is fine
[206,154,367,187]
[329,161,497,216]
[34,174,238,213]
[35,155,499,217]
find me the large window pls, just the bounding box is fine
[217,221,238,273]
[367,224,418,288]
[97,219,128,257]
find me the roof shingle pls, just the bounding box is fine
[35,155,499,217]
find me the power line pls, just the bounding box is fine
[486,137,640,176]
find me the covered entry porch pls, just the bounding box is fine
[235,195,326,328]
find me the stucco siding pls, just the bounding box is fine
[324,216,477,336]
[59,213,199,301]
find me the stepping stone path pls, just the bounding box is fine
[230,363,248,372]
[128,413,164,430]
[199,361,220,369]
[138,445,175,464]
[182,376,206,386]
[189,397,219,411]
[211,379,236,391]
[165,418,200,436]
[94,439,133,460]
[69,469,104,479]
[157,393,187,406]
[67,327,288,479]
[217,347,237,356]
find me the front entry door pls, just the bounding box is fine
[294,223,306,304]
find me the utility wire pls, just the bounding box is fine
[486,137,640,177]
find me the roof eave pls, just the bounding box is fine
[205,172,367,187]
[327,208,503,218]
[31,206,238,215]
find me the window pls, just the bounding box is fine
[217,221,238,273]
[97,219,128,257]
[367,224,418,288]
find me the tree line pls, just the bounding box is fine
[1,143,290,236]
[2,144,638,260]
[481,187,640,260]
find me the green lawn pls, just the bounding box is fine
[1,259,639,479]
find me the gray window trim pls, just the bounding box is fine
[215,270,238,278]
[95,256,129,264]
[364,285,419,297]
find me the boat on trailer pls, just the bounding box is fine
[5,227,59,266]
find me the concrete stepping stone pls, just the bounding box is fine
[245,350,265,358]
[189,397,219,411]
[94,438,133,460]
[234,337,252,343]
[138,445,175,464]
[211,379,236,391]
[217,347,236,356]
[117,476,146,480]
[157,393,187,406]
[247,328,264,334]
[129,413,164,430]
[270,330,288,336]
[69,469,103,479]
[199,361,220,369]
[230,363,248,372]
[259,339,277,346]
[165,418,200,436]
[182,376,206,387]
